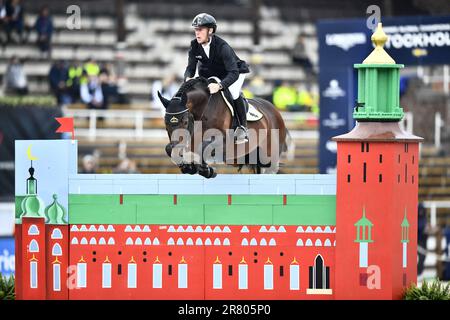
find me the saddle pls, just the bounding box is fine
[207,77,263,129]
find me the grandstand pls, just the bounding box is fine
[1,0,450,281]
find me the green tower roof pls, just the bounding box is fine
[354,207,374,227]
[353,23,404,122]
[45,194,67,225]
[19,165,46,222]
[401,208,410,228]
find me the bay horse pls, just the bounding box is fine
[158,77,289,178]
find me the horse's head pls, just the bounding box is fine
[158,92,194,140]
[158,78,209,139]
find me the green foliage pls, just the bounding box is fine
[0,273,15,300]
[0,95,57,108]
[404,279,450,300]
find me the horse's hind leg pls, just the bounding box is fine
[260,161,280,174]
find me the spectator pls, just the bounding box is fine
[113,158,140,174]
[292,33,313,73]
[4,55,27,95]
[48,60,70,105]
[80,73,106,110]
[4,0,24,43]
[417,202,428,277]
[80,154,98,174]
[66,60,83,102]
[272,81,297,111]
[248,75,272,100]
[442,222,450,281]
[151,74,178,113]
[99,63,120,104]
[34,5,53,57]
[296,84,314,112]
[83,57,100,77]
[0,1,7,44]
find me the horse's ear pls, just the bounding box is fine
[157,91,170,108]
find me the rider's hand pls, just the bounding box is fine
[208,83,222,94]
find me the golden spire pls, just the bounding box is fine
[214,256,221,264]
[363,23,395,65]
[154,256,161,263]
[104,256,111,263]
[291,257,298,265]
[179,256,187,263]
[240,256,247,264]
[129,256,136,263]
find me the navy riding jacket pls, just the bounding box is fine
[184,34,250,89]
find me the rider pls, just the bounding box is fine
[184,13,250,144]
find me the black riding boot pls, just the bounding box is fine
[233,95,248,144]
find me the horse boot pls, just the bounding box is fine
[233,94,249,144]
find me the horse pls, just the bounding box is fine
[158,77,289,178]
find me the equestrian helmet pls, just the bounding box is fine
[192,13,217,33]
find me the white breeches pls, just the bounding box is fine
[228,73,246,100]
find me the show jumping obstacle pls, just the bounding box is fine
[14,23,422,300]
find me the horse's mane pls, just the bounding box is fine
[175,77,209,99]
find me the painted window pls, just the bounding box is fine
[290,265,300,290]
[102,263,112,288]
[238,264,248,290]
[153,263,162,288]
[52,243,62,256]
[359,242,368,268]
[213,263,222,289]
[30,261,38,288]
[128,263,137,288]
[264,264,273,290]
[77,263,87,288]
[28,225,39,235]
[53,264,61,291]
[29,239,39,253]
[178,264,188,288]
[51,228,63,239]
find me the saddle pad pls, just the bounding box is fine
[208,77,263,122]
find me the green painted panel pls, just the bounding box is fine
[69,204,137,224]
[124,195,174,205]
[285,195,336,205]
[15,196,25,219]
[232,195,283,205]
[205,205,273,225]
[177,195,228,205]
[137,205,204,224]
[67,194,336,225]
[69,194,118,205]
[273,203,335,225]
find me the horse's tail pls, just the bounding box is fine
[283,129,295,161]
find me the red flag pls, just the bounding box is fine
[55,117,75,140]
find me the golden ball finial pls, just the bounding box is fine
[371,23,388,48]
[363,22,396,64]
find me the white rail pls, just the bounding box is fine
[64,108,319,140]
[422,200,450,228]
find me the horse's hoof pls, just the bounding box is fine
[180,163,197,175]
[208,167,217,178]
[197,165,216,179]
[187,163,198,174]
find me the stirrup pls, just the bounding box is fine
[234,126,248,144]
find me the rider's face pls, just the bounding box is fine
[194,27,211,44]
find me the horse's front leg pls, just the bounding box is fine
[166,142,198,174]
[196,140,218,179]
